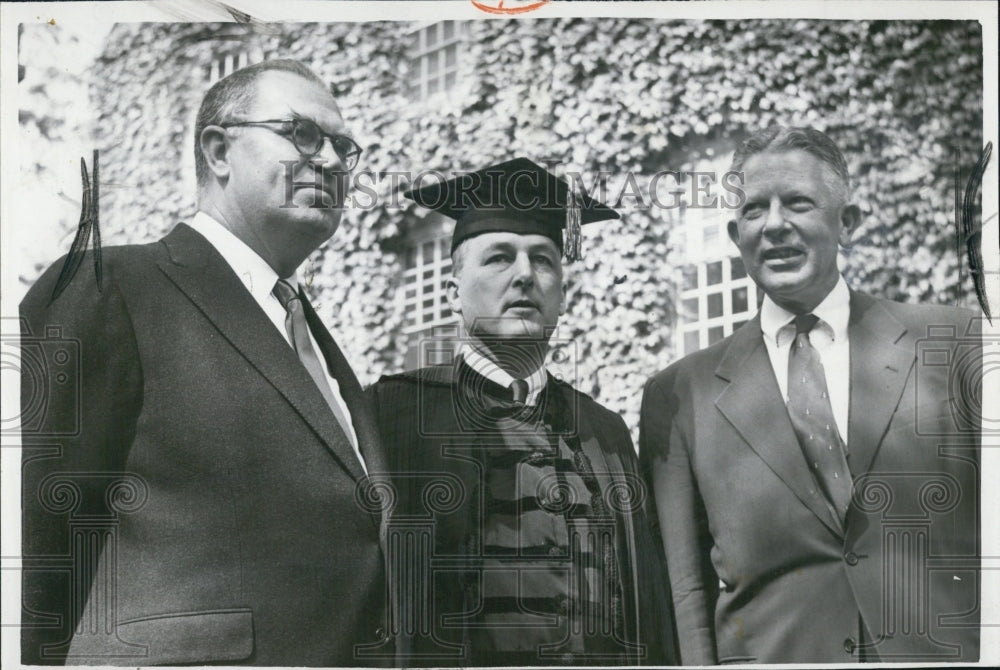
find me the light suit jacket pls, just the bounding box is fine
[640,291,980,663]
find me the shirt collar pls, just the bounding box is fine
[459,340,548,406]
[188,211,297,299]
[760,274,850,347]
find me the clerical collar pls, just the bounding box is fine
[760,274,850,347]
[459,341,547,406]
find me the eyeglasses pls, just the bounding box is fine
[221,118,363,170]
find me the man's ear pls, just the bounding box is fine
[838,204,861,247]
[200,126,232,180]
[727,219,741,245]
[445,276,462,315]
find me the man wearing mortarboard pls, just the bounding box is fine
[368,158,677,666]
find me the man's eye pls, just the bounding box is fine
[786,197,814,211]
[532,254,555,267]
[486,253,511,264]
[292,121,321,145]
[740,206,763,220]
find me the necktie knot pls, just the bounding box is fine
[272,279,300,311]
[510,378,529,405]
[794,313,820,336]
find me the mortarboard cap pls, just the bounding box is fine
[403,157,619,260]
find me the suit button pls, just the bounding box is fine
[844,637,856,653]
[374,626,386,640]
[845,551,859,566]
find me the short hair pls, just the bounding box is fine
[730,126,851,200]
[194,59,329,187]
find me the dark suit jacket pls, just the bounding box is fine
[370,364,679,666]
[20,223,392,666]
[639,291,980,664]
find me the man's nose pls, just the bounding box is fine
[762,199,790,236]
[512,253,535,286]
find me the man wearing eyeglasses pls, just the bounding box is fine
[20,59,391,666]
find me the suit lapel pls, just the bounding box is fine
[156,223,367,483]
[846,292,915,477]
[301,295,388,478]
[715,317,842,535]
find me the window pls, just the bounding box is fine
[398,217,461,367]
[410,22,464,101]
[677,256,759,356]
[671,151,758,356]
[401,235,455,333]
[205,49,262,82]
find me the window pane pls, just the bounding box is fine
[421,241,434,260]
[681,265,698,291]
[684,331,700,354]
[443,21,455,40]
[405,287,416,300]
[708,326,725,344]
[682,297,698,320]
[445,44,457,67]
[706,261,723,286]
[732,286,748,314]
[423,297,435,309]
[422,268,435,280]
[731,256,747,279]
[444,72,456,90]
[405,247,417,269]
[703,225,719,246]
[707,293,723,318]
[428,77,440,95]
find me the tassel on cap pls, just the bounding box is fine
[564,183,583,262]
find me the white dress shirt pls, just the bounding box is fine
[760,275,851,445]
[460,340,548,406]
[187,212,366,472]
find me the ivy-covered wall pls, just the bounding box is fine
[25,18,984,436]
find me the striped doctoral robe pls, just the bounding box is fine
[369,362,677,666]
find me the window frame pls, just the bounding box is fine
[408,21,465,102]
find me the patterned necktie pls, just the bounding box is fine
[272,279,357,448]
[786,313,852,523]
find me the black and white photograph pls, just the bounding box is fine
[1,1,997,667]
